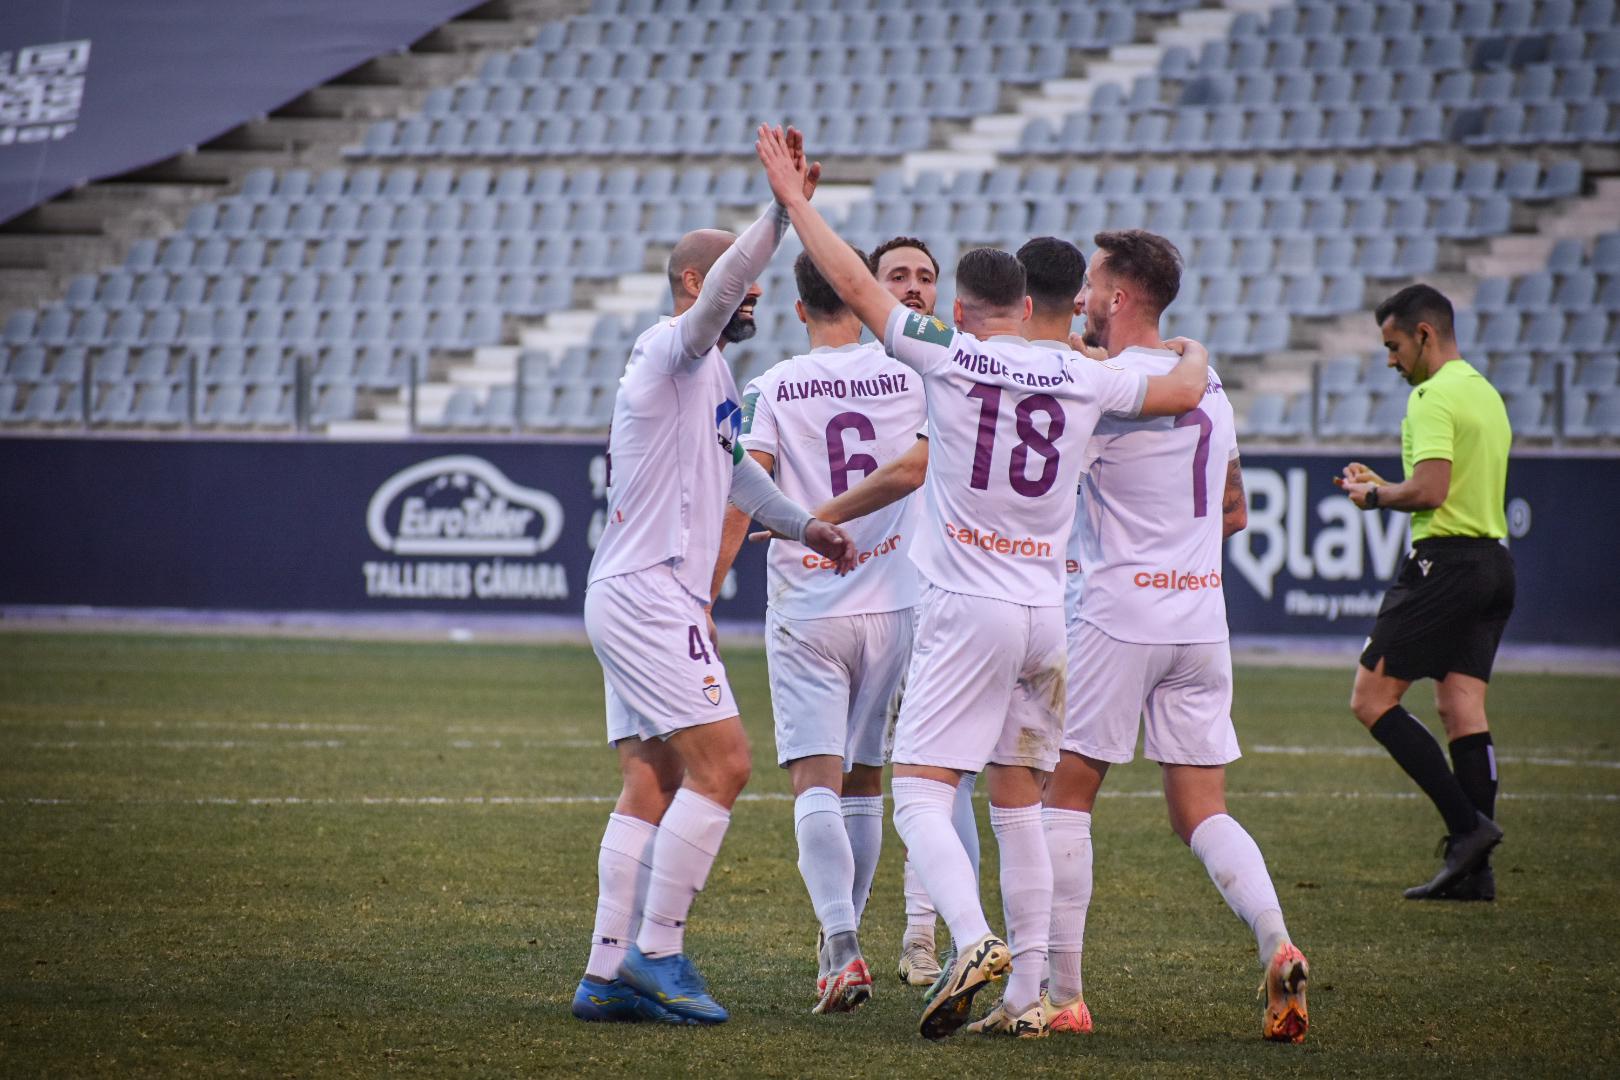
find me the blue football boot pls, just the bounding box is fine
[571,975,693,1024]
[617,946,730,1024]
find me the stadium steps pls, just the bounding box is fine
[1231,178,1620,417]
[912,0,1286,171]
[1468,176,1620,277]
[0,0,590,315]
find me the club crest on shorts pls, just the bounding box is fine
[702,675,722,706]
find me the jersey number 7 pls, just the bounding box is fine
[1174,407,1212,517]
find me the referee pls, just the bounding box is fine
[1336,284,1514,902]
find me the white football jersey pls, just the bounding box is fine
[1073,346,1238,644]
[741,341,925,620]
[1064,485,1086,625]
[882,307,1148,607]
[588,316,744,603]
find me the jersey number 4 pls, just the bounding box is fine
[966,385,1066,497]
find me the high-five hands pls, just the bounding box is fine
[757,124,820,207]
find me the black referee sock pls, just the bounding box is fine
[1449,732,1498,821]
[1369,706,1481,836]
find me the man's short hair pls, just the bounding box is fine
[794,245,867,319]
[1092,229,1182,316]
[955,247,1027,311]
[868,236,940,277]
[1375,283,1455,338]
[1016,236,1086,316]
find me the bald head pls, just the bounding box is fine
[668,228,737,306]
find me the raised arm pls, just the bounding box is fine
[756,125,899,342]
[1138,336,1211,417]
[677,201,791,361]
[815,438,928,525]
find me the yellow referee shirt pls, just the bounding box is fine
[1401,358,1511,542]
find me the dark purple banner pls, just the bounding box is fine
[0,439,1614,646]
[0,0,482,224]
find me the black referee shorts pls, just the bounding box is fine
[1360,537,1516,683]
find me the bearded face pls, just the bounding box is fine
[720,300,757,344]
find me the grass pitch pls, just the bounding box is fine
[1,632,1617,1078]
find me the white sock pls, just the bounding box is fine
[902,858,936,945]
[892,776,992,950]
[953,772,982,878]
[842,795,884,926]
[1043,806,1092,1002]
[586,812,657,981]
[991,803,1052,1014]
[635,788,731,958]
[795,787,858,937]
[1188,813,1290,966]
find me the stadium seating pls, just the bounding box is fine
[0,0,1616,436]
[1022,0,1620,154]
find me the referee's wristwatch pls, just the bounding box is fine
[1363,486,1380,510]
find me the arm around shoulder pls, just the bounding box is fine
[1138,337,1209,417]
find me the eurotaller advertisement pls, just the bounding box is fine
[0,438,1613,646]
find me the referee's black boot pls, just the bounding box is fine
[1440,863,1497,902]
[1404,813,1503,900]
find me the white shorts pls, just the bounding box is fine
[765,607,912,769]
[584,565,737,743]
[1064,619,1239,766]
[892,583,1066,773]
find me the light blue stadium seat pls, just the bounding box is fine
[1512,270,1556,308]
[93,381,138,424]
[1367,391,1407,434]
[1576,356,1620,390]
[22,382,71,424]
[1566,309,1611,352]
[7,344,46,381]
[133,381,184,427]
[1504,390,1550,436]
[1320,390,1373,438]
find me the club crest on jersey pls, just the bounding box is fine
[702,675,722,706]
[715,398,743,463]
[902,311,953,346]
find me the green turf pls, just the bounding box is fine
[1,632,1616,1078]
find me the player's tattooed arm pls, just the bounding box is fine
[756,124,899,342]
[1222,455,1248,538]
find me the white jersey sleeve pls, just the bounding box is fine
[883,305,957,374]
[741,342,924,619]
[1075,346,1237,644]
[739,374,779,459]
